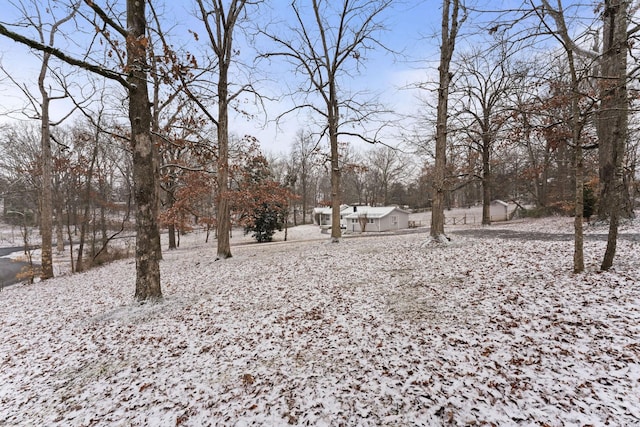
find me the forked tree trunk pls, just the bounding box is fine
[431,0,463,240]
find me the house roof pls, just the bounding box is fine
[313,205,351,215]
[343,206,409,219]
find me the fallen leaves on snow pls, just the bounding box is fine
[1,218,639,426]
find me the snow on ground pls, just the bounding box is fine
[1,216,640,426]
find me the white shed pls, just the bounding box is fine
[490,200,509,221]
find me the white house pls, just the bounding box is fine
[342,206,410,232]
[313,205,352,229]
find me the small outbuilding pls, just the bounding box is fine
[490,200,509,221]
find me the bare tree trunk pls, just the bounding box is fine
[481,142,491,225]
[567,25,584,273]
[167,190,177,249]
[216,54,232,259]
[55,202,65,253]
[537,0,585,272]
[600,0,629,270]
[302,176,308,225]
[601,203,620,270]
[431,0,463,240]
[38,56,54,280]
[597,0,631,220]
[329,86,342,242]
[187,0,252,260]
[0,0,163,300]
[76,141,99,272]
[66,209,75,274]
[128,0,162,300]
[31,3,78,280]
[574,128,584,273]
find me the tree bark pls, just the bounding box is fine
[128,0,162,300]
[431,0,463,240]
[481,140,491,225]
[329,90,342,242]
[76,140,99,272]
[600,0,629,270]
[216,71,232,259]
[597,0,631,220]
[55,199,65,253]
[0,1,163,297]
[38,72,54,280]
[189,0,251,260]
[573,118,584,273]
[538,0,585,272]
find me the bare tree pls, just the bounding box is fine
[530,0,630,270]
[0,0,163,300]
[431,0,466,241]
[366,145,413,206]
[0,1,81,280]
[451,43,516,225]
[262,0,391,242]
[533,0,597,273]
[289,129,322,224]
[172,0,262,260]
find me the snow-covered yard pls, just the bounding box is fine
[1,216,639,426]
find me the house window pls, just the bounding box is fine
[368,218,374,224]
[351,219,357,223]
[391,215,398,224]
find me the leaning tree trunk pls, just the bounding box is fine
[128,0,162,300]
